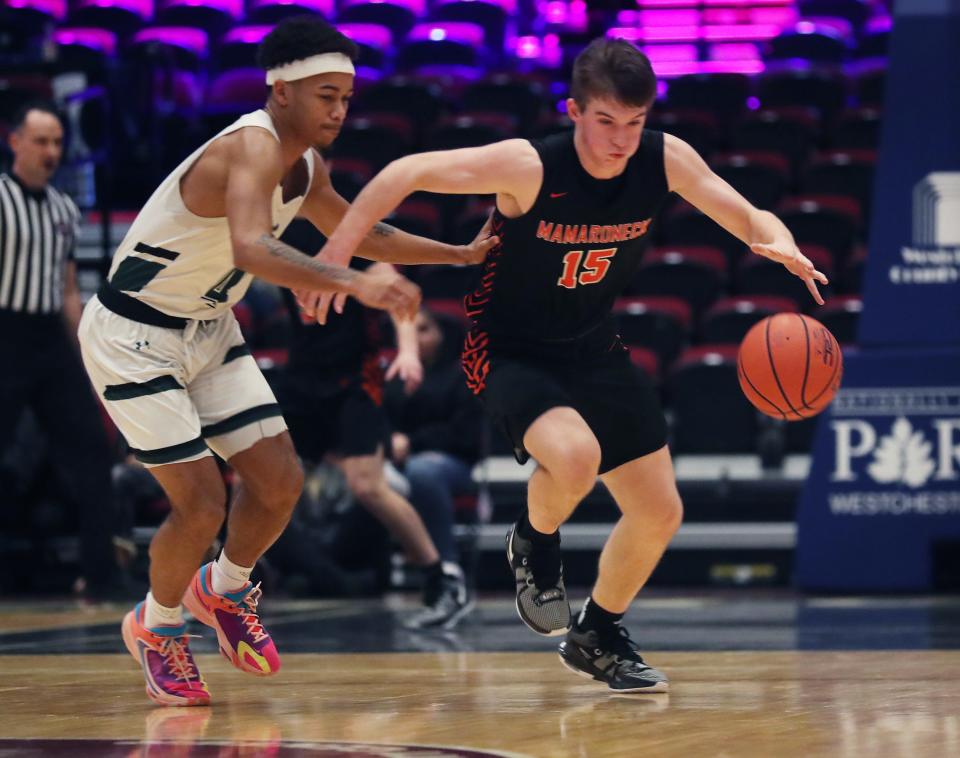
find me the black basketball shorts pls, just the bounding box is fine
[479,347,668,474]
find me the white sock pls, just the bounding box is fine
[144,591,183,628]
[211,551,253,595]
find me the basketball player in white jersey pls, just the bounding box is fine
[77,17,498,706]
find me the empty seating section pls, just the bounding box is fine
[0,0,889,454]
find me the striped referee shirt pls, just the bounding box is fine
[0,172,80,314]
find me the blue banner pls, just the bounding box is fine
[795,1,960,590]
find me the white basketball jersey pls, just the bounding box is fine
[106,109,315,320]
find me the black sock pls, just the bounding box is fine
[423,561,443,582]
[518,510,559,544]
[577,596,624,632]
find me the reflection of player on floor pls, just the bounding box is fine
[276,220,471,629]
[309,39,827,692]
[78,17,494,707]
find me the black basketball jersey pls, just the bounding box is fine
[464,130,670,348]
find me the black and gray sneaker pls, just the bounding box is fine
[559,623,669,693]
[406,562,474,631]
[506,521,571,636]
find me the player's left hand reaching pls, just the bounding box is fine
[386,351,423,395]
[750,241,829,306]
[460,213,500,265]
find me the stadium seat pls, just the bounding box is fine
[659,205,745,269]
[462,76,547,135]
[52,27,117,81]
[802,150,876,217]
[338,22,393,71]
[731,107,818,176]
[666,345,759,453]
[756,67,848,124]
[665,73,749,121]
[701,295,798,345]
[68,0,152,38]
[840,245,867,294]
[830,108,880,150]
[712,151,791,209]
[768,23,850,64]
[338,0,422,41]
[426,112,513,151]
[329,115,413,171]
[645,109,719,161]
[415,264,480,299]
[431,0,509,53]
[736,244,835,308]
[798,0,872,32]
[155,0,241,38]
[817,295,862,345]
[215,24,270,70]
[388,198,443,239]
[628,346,660,383]
[350,77,447,136]
[613,296,692,369]
[129,26,209,72]
[853,63,886,107]
[778,195,860,263]
[397,21,485,71]
[627,246,727,317]
[246,0,333,25]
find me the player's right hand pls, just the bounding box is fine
[352,267,421,320]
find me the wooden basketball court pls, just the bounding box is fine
[1,595,958,756]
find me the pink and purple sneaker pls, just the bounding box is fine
[121,602,211,707]
[182,563,280,676]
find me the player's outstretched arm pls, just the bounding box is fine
[226,131,420,319]
[664,133,828,305]
[320,139,540,264]
[299,155,498,266]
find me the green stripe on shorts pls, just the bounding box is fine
[201,403,284,439]
[130,436,208,465]
[103,375,183,401]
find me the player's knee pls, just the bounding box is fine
[548,439,601,498]
[651,490,684,537]
[169,489,227,540]
[347,470,384,506]
[250,454,304,514]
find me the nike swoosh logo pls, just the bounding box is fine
[550,192,567,198]
[238,641,271,672]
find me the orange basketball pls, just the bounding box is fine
[737,313,843,420]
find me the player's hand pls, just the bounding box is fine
[391,432,411,465]
[353,266,421,321]
[386,350,423,395]
[460,213,500,265]
[750,241,829,306]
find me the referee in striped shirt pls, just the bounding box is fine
[1,101,121,597]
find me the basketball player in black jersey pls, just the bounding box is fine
[306,39,827,692]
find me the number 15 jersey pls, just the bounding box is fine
[105,109,315,320]
[465,129,670,345]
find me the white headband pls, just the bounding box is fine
[266,53,356,85]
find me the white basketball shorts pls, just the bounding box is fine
[78,295,287,467]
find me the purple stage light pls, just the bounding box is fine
[248,0,334,15]
[709,42,759,61]
[53,27,117,55]
[747,96,761,110]
[163,0,242,15]
[338,22,392,48]
[222,24,272,44]
[640,44,698,63]
[76,0,153,17]
[702,23,781,41]
[434,0,516,13]
[6,0,67,21]
[339,0,425,14]
[409,21,485,47]
[133,26,208,55]
[866,16,892,34]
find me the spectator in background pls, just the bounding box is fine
[384,307,485,628]
[0,102,122,597]
[273,218,472,629]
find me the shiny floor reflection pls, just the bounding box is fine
[1,593,959,757]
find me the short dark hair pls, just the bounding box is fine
[256,16,358,71]
[571,39,657,110]
[11,101,62,132]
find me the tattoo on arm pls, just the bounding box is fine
[257,234,358,284]
[372,222,397,238]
